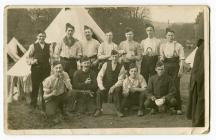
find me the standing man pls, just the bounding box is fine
[26,31,51,111]
[95,50,126,117]
[54,23,82,83]
[97,30,118,69]
[160,29,185,115]
[140,25,161,82]
[119,27,141,71]
[187,39,205,127]
[73,56,98,114]
[82,26,100,72]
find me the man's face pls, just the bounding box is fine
[129,67,138,79]
[81,60,91,71]
[66,27,74,37]
[84,29,93,40]
[155,65,165,76]
[37,33,46,44]
[53,64,63,76]
[125,31,134,41]
[146,27,154,37]
[111,54,119,63]
[166,32,175,42]
[106,32,113,42]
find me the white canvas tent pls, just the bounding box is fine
[185,47,198,67]
[45,7,106,43]
[7,37,27,62]
[7,7,106,102]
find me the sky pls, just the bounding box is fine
[148,6,204,23]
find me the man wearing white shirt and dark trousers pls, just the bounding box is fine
[95,50,126,117]
[140,25,160,82]
[27,31,51,111]
[160,29,185,115]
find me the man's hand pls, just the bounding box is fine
[151,96,156,101]
[85,78,92,84]
[108,86,116,95]
[129,88,136,93]
[32,59,38,64]
[178,69,183,77]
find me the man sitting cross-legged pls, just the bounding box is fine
[144,61,178,115]
[73,56,98,115]
[121,63,147,117]
[43,61,73,123]
[95,50,126,117]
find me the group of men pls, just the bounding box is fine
[26,23,186,123]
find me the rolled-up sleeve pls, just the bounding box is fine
[43,78,52,93]
[54,41,62,58]
[122,79,129,95]
[63,72,72,90]
[26,44,35,65]
[97,63,107,90]
[139,75,147,89]
[178,44,185,60]
[114,66,126,87]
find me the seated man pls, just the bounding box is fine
[43,61,73,122]
[95,50,126,117]
[73,56,98,115]
[144,61,178,114]
[121,63,147,117]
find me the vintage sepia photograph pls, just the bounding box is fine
[4,5,209,134]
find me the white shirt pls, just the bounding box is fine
[160,41,185,60]
[81,39,100,57]
[140,37,160,56]
[97,62,126,90]
[97,42,118,60]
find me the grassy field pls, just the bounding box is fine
[7,73,192,129]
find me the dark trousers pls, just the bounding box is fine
[96,87,122,111]
[60,57,77,84]
[45,93,67,116]
[121,91,146,111]
[73,91,96,113]
[144,97,177,110]
[141,55,158,82]
[164,62,182,110]
[31,65,50,110]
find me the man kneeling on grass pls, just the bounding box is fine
[121,63,147,117]
[43,61,73,123]
[95,50,126,117]
[73,56,98,115]
[144,61,178,114]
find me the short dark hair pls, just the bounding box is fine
[53,60,62,67]
[84,25,93,32]
[104,29,113,34]
[145,24,155,31]
[128,63,137,70]
[155,61,164,68]
[65,23,75,31]
[80,56,90,63]
[111,50,118,56]
[37,30,46,35]
[125,27,134,33]
[166,28,175,34]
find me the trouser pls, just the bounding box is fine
[73,90,96,114]
[31,65,50,110]
[144,97,178,110]
[140,55,158,82]
[121,91,146,111]
[60,57,77,84]
[45,93,67,116]
[96,86,122,111]
[164,61,182,110]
